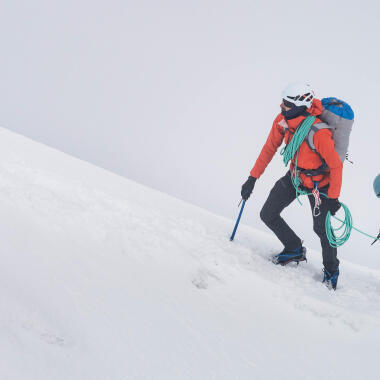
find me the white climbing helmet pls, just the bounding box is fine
[282,83,315,108]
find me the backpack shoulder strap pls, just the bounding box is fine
[305,122,333,152]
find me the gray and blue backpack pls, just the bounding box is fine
[306,97,355,163]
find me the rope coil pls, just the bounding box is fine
[325,202,353,248]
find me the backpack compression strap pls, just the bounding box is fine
[305,122,333,153]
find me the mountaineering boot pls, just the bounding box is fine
[322,267,339,290]
[271,246,307,266]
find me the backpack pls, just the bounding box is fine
[305,97,354,163]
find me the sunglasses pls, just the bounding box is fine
[282,99,295,108]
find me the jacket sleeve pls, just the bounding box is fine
[313,129,343,198]
[250,116,285,179]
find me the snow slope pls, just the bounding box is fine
[1,127,380,380]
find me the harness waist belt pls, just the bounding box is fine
[296,163,329,177]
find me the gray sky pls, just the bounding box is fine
[1,0,380,267]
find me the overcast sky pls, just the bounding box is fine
[1,0,380,268]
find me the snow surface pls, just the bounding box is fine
[1,127,380,380]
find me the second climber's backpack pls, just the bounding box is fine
[306,97,354,163]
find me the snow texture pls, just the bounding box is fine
[1,128,379,380]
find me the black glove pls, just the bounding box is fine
[241,176,257,200]
[327,198,341,216]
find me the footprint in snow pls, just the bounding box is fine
[191,269,222,290]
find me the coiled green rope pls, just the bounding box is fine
[281,116,316,166]
[325,202,352,248]
[280,116,316,204]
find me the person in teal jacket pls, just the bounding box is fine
[372,174,380,245]
[374,174,380,198]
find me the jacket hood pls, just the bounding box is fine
[308,98,323,116]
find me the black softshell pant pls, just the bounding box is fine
[260,171,339,272]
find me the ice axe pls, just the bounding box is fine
[230,199,246,241]
[371,229,380,246]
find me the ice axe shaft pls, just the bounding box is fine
[230,199,246,241]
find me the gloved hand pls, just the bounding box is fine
[241,176,257,200]
[327,198,341,216]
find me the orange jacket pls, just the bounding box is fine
[250,99,343,199]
